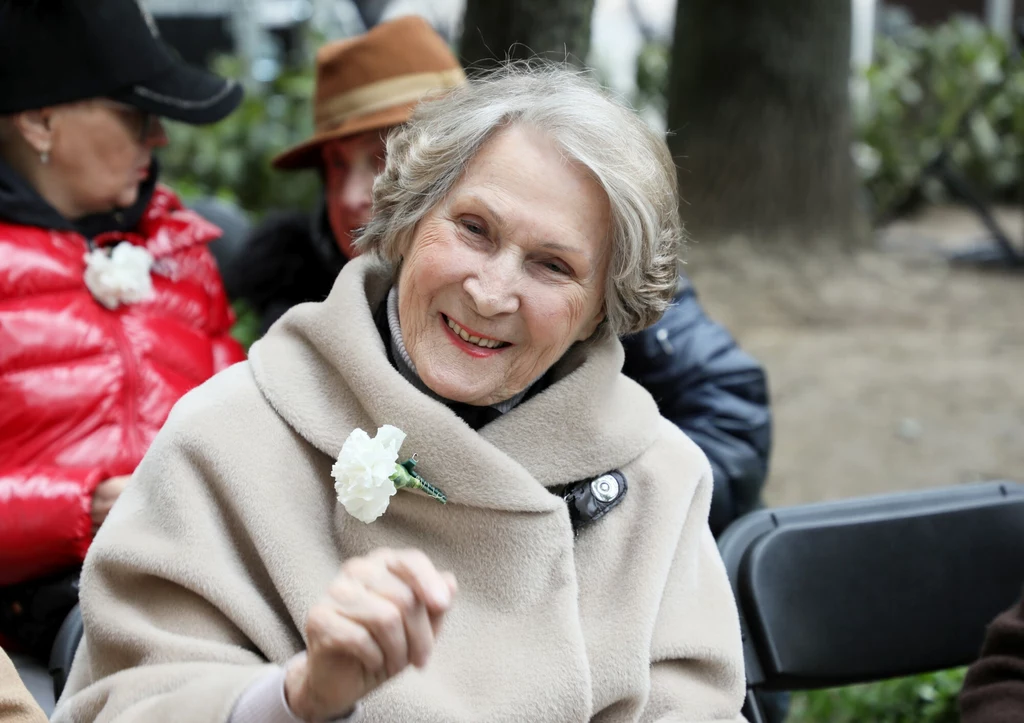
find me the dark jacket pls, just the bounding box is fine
[232,200,343,335]
[621,280,772,534]
[961,589,1024,723]
[234,204,773,535]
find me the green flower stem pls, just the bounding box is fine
[390,459,447,504]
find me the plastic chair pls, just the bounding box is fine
[48,603,83,704]
[717,480,1024,723]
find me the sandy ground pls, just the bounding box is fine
[685,205,1023,507]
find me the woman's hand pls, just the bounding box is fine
[285,548,457,722]
[91,475,131,533]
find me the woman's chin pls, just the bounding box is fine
[420,370,500,407]
[117,186,140,208]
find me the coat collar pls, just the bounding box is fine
[248,255,663,514]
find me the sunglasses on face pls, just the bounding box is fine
[96,99,159,143]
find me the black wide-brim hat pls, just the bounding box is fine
[0,0,243,124]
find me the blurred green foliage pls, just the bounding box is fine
[853,17,1024,220]
[159,56,321,216]
[229,299,261,350]
[634,16,1024,223]
[634,41,670,119]
[786,668,966,723]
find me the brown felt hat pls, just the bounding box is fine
[273,16,466,170]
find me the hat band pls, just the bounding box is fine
[315,68,466,131]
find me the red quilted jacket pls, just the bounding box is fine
[0,185,246,586]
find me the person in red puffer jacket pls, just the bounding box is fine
[0,0,246,658]
[0,186,246,581]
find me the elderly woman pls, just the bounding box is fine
[239,18,771,537]
[0,0,245,661]
[54,65,747,723]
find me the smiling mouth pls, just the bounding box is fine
[442,314,511,349]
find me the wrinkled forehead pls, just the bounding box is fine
[440,126,612,261]
[453,125,607,210]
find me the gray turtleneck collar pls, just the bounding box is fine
[386,287,531,416]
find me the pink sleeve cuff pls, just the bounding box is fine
[229,659,361,723]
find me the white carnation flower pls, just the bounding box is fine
[332,425,407,523]
[83,242,155,310]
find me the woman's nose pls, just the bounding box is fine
[464,256,521,317]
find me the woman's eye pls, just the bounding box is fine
[461,219,485,235]
[543,260,571,275]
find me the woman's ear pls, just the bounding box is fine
[11,108,55,156]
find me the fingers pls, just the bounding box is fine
[329,575,410,677]
[430,572,459,637]
[306,602,385,674]
[331,549,456,675]
[358,569,435,668]
[381,548,455,614]
[305,548,458,695]
[442,572,458,599]
[91,502,112,534]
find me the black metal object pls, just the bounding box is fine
[922,22,1024,270]
[927,151,1024,268]
[561,471,628,534]
[718,480,1024,720]
[49,603,83,704]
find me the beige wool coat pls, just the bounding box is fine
[0,650,49,723]
[53,256,748,723]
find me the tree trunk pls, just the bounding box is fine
[666,0,865,245]
[459,0,595,70]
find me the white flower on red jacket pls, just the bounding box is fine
[83,242,155,310]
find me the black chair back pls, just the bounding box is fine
[718,481,1024,722]
[49,602,83,703]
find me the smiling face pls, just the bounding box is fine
[397,124,612,406]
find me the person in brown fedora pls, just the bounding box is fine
[233,17,773,540]
[272,16,465,260]
[237,16,465,314]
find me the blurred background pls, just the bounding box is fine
[143,2,1022,719]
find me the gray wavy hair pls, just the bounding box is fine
[356,62,683,336]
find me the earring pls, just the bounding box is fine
[40,149,50,165]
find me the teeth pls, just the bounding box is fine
[446,315,504,349]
